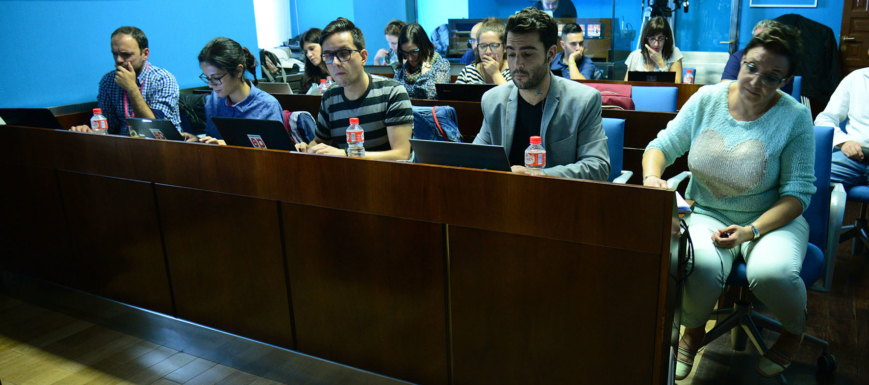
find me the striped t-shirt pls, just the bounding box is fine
[455,64,512,84]
[316,74,413,151]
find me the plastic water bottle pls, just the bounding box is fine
[318,79,328,95]
[326,76,334,86]
[346,117,365,158]
[90,108,108,135]
[524,136,546,175]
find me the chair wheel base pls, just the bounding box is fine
[817,353,837,373]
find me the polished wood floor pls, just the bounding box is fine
[679,202,869,385]
[0,294,285,385]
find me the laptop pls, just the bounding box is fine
[410,139,511,172]
[627,71,677,83]
[0,108,64,129]
[125,118,184,140]
[257,82,294,95]
[211,117,295,151]
[435,84,495,102]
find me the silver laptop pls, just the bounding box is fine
[258,82,294,94]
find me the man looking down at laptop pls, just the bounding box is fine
[473,7,610,180]
[71,26,185,137]
[295,18,414,161]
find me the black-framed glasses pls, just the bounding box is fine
[741,61,784,87]
[200,72,229,85]
[321,49,361,64]
[478,43,502,51]
[647,36,667,44]
[399,48,420,58]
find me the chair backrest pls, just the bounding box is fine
[804,126,834,253]
[632,86,678,113]
[791,76,802,101]
[601,118,625,182]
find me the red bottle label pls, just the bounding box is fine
[346,130,364,143]
[525,152,545,167]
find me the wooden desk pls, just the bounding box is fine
[0,125,681,385]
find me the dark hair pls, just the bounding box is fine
[744,24,803,78]
[111,26,148,53]
[198,37,259,86]
[475,18,506,65]
[505,7,558,53]
[320,17,366,50]
[561,23,583,38]
[640,17,674,62]
[397,23,435,64]
[300,28,327,92]
[384,20,406,37]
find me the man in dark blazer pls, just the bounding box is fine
[474,7,610,180]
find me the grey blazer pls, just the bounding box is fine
[473,75,610,180]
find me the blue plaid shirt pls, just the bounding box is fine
[97,62,181,135]
[204,83,283,139]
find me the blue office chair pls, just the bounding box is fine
[668,126,845,382]
[602,118,631,183]
[790,76,802,101]
[632,86,678,113]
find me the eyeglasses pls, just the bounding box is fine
[647,36,667,44]
[200,72,229,85]
[741,61,785,87]
[478,43,502,51]
[399,48,420,58]
[321,49,361,64]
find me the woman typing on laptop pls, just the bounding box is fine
[623,17,683,83]
[198,37,283,145]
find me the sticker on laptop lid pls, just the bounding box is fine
[149,129,166,140]
[247,134,267,149]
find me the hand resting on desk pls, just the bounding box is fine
[70,125,93,133]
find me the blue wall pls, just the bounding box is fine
[290,0,409,65]
[736,0,843,47]
[0,0,259,109]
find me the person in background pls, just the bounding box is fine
[300,28,330,95]
[533,0,577,18]
[198,37,283,145]
[550,23,596,80]
[460,22,483,65]
[474,7,609,180]
[70,26,183,136]
[394,23,451,100]
[643,25,813,381]
[721,19,793,95]
[815,48,869,188]
[373,20,406,68]
[455,18,512,85]
[624,17,683,83]
[295,18,414,160]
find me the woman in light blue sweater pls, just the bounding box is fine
[642,25,814,380]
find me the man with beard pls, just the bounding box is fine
[473,7,609,180]
[71,26,182,136]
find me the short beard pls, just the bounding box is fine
[512,61,549,90]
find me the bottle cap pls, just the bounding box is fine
[320,79,327,84]
[530,136,541,145]
[349,117,359,125]
[93,108,102,115]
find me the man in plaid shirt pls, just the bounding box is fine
[71,26,184,137]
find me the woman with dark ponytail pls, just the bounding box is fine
[299,28,330,94]
[198,37,283,144]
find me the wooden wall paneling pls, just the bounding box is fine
[274,94,321,118]
[448,226,663,384]
[0,163,71,282]
[283,203,448,385]
[155,185,294,349]
[56,171,174,315]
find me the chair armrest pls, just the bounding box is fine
[612,170,633,184]
[667,171,692,190]
[815,182,847,292]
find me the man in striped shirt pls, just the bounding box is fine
[295,18,414,161]
[70,26,183,136]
